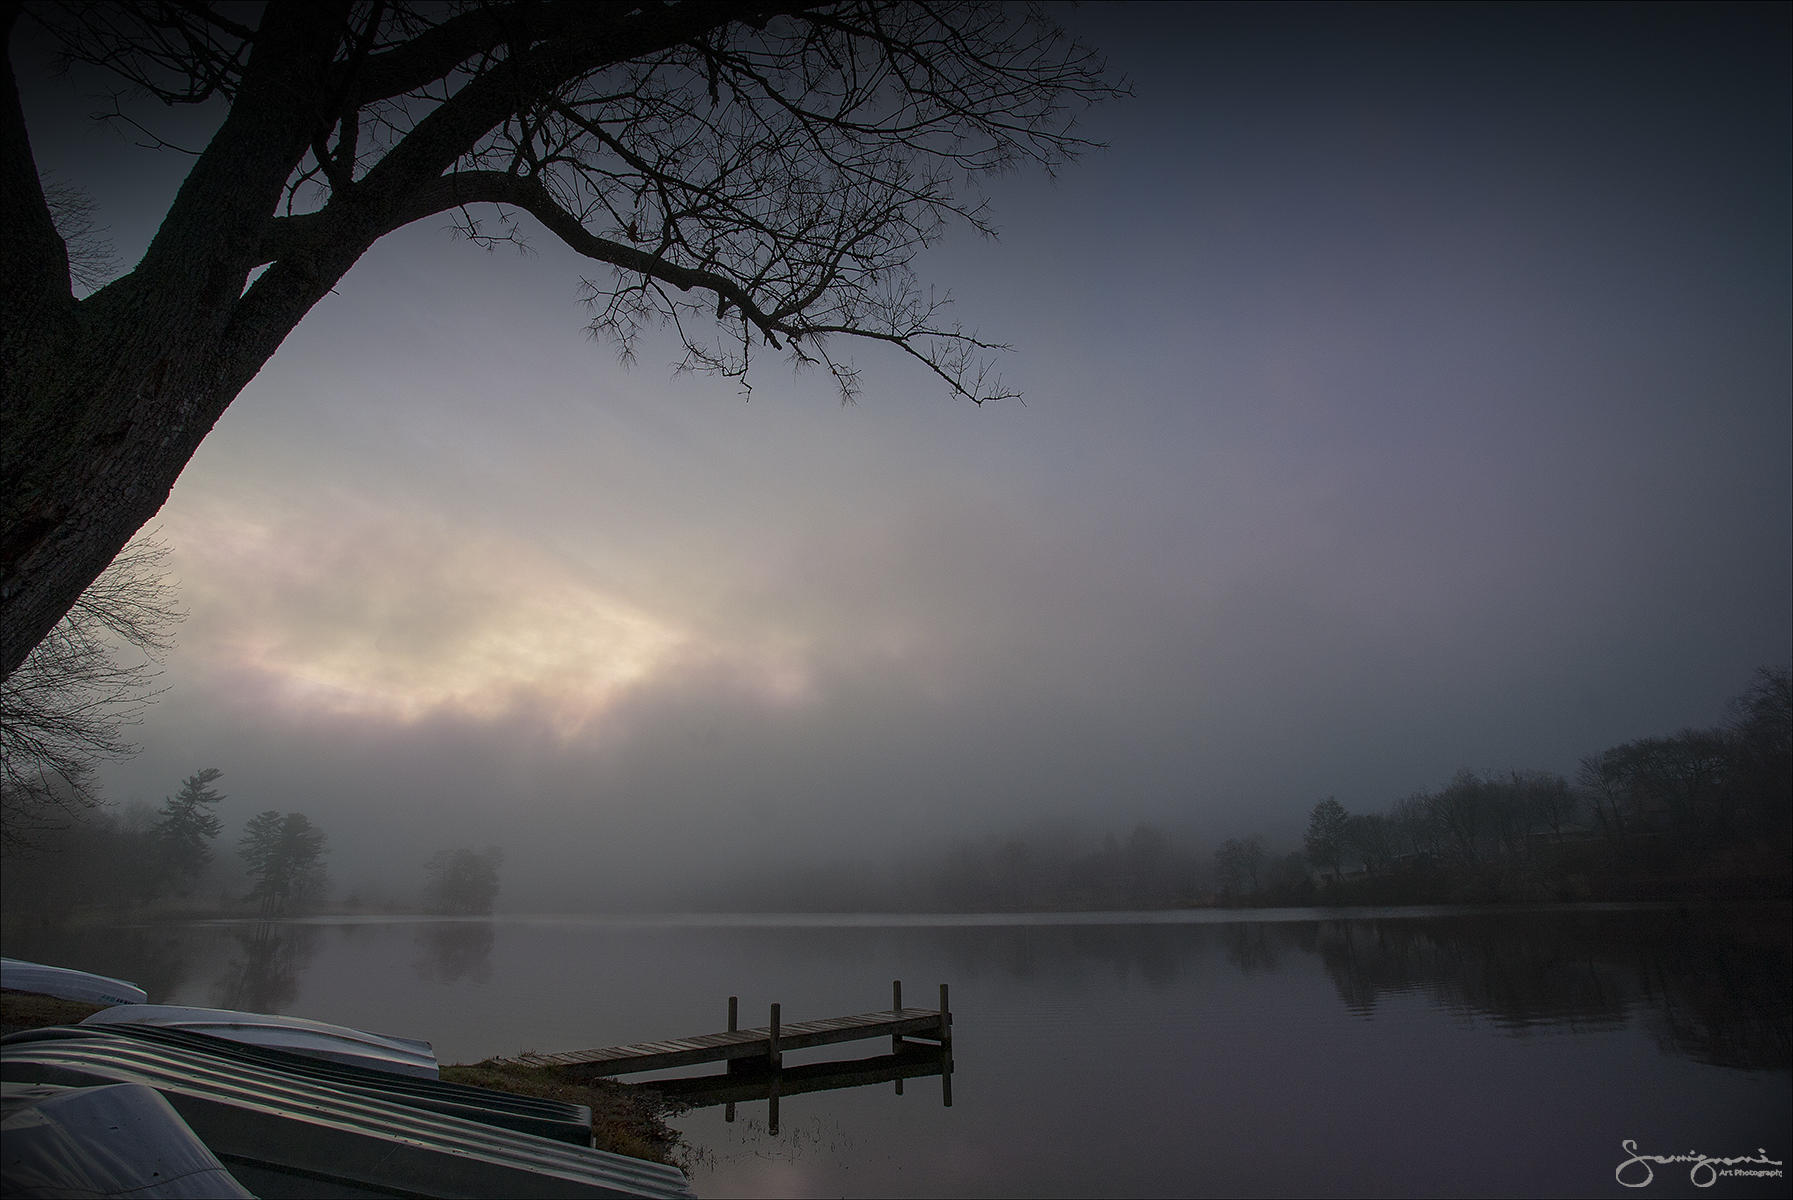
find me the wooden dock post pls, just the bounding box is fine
[725,996,739,1121]
[724,994,744,1093]
[892,980,905,1095]
[767,1001,783,1136]
[940,983,952,1109]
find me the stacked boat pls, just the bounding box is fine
[82,1004,443,1080]
[1,957,149,1007]
[1,958,694,1198]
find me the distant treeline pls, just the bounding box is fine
[0,769,334,924]
[6,668,1785,919]
[1,766,504,927]
[682,823,1206,913]
[1261,665,1792,906]
[700,666,1791,912]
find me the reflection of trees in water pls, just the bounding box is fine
[1307,907,1791,1070]
[906,907,1784,1073]
[1635,911,1791,1071]
[110,932,195,1006]
[1221,923,1283,976]
[216,922,318,1013]
[1310,914,1640,1031]
[412,921,496,984]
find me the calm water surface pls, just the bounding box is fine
[5,904,1788,1198]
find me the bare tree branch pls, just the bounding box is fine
[1,533,182,853]
[4,1,1123,680]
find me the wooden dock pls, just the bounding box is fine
[495,982,951,1078]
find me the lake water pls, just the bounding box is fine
[4,904,1788,1198]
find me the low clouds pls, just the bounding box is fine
[55,4,1789,907]
[164,494,687,734]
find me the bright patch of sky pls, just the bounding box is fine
[15,3,1788,903]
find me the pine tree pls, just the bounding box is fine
[240,810,327,917]
[152,767,224,893]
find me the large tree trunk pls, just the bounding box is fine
[1,3,350,679]
[2,292,245,677]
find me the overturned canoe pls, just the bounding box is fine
[1,1025,696,1198]
[83,1003,439,1080]
[0,957,149,1007]
[77,1021,594,1146]
[1,1080,255,1199]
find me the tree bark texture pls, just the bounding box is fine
[3,4,355,677]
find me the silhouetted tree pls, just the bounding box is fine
[0,535,180,852]
[153,767,225,892]
[0,800,151,917]
[1345,812,1397,876]
[422,846,504,915]
[1390,792,1444,860]
[1585,732,1731,845]
[2,2,1122,680]
[1577,753,1631,843]
[1726,666,1792,848]
[1304,797,1349,881]
[1214,835,1266,899]
[1524,771,1582,843]
[1239,835,1265,892]
[1264,851,1316,904]
[239,810,328,917]
[1429,771,1487,866]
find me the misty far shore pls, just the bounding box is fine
[6,792,1786,927]
[5,667,1786,926]
[6,840,1786,928]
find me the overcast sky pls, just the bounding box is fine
[17,3,1791,907]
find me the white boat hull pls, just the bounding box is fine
[1,957,149,1007]
[83,1004,439,1079]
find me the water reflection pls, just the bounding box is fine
[646,1043,953,1136]
[1221,921,1286,975]
[829,906,1790,1072]
[931,922,1193,989]
[0,922,197,1007]
[3,905,1785,1073]
[412,921,496,984]
[1634,914,1792,1071]
[7,907,1784,1198]
[1309,913,1630,1028]
[215,922,318,1013]
[1301,908,1790,1070]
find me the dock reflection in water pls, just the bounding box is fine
[643,1040,953,1136]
